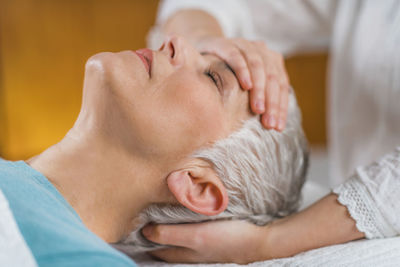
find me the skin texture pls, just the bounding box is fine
[141,9,365,264]
[144,194,365,264]
[27,36,251,243]
[163,10,290,131]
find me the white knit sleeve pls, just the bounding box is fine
[333,147,400,239]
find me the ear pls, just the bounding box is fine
[167,162,228,216]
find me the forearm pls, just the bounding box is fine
[162,10,224,44]
[262,193,365,259]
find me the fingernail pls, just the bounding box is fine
[278,119,285,131]
[142,225,153,238]
[255,101,265,112]
[267,115,277,128]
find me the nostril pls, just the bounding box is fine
[169,42,175,58]
[158,43,165,51]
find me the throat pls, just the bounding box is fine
[26,133,159,243]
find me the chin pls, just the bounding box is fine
[85,52,114,74]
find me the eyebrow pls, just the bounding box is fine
[222,61,235,78]
[201,52,237,80]
[201,53,240,102]
[218,60,239,92]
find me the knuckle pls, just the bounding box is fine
[255,40,268,50]
[234,65,250,78]
[248,58,263,69]
[235,63,249,72]
[152,225,165,241]
[267,74,278,81]
[227,49,241,59]
[267,101,280,112]
[253,81,265,91]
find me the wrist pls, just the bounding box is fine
[259,194,366,261]
[162,10,224,45]
[258,219,288,260]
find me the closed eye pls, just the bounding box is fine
[204,68,223,93]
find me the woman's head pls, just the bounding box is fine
[116,89,308,254]
[76,36,308,252]
[79,36,251,168]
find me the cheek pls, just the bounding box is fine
[147,72,227,156]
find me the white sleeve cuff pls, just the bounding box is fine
[333,173,397,239]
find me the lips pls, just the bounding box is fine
[134,48,153,77]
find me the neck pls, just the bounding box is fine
[27,127,167,242]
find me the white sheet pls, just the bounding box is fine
[134,237,400,266]
[0,189,37,267]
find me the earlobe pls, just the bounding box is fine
[167,165,228,216]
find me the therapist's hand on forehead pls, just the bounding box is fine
[161,10,290,132]
[195,36,290,131]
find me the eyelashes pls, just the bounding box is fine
[205,68,223,93]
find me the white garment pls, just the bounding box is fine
[153,0,400,239]
[155,0,400,187]
[136,237,400,267]
[334,147,400,239]
[0,189,37,267]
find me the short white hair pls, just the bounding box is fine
[117,92,308,253]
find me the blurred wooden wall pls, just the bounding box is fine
[286,53,327,145]
[0,0,326,160]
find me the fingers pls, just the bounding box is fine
[142,223,203,249]
[198,38,253,90]
[277,84,289,131]
[261,78,290,131]
[143,220,264,264]
[262,77,280,129]
[256,46,289,131]
[148,247,200,263]
[224,48,253,90]
[197,36,290,130]
[234,40,266,113]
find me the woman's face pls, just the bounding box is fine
[83,36,251,163]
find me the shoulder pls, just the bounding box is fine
[0,160,135,266]
[41,251,136,267]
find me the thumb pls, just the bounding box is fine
[148,247,202,263]
[142,223,202,249]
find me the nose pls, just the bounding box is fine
[159,35,199,67]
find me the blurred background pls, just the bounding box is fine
[0,0,328,173]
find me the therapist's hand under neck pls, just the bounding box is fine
[142,194,365,264]
[142,220,271,264]
[194,36,290,131]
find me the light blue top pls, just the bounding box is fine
[0,159,136,267]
